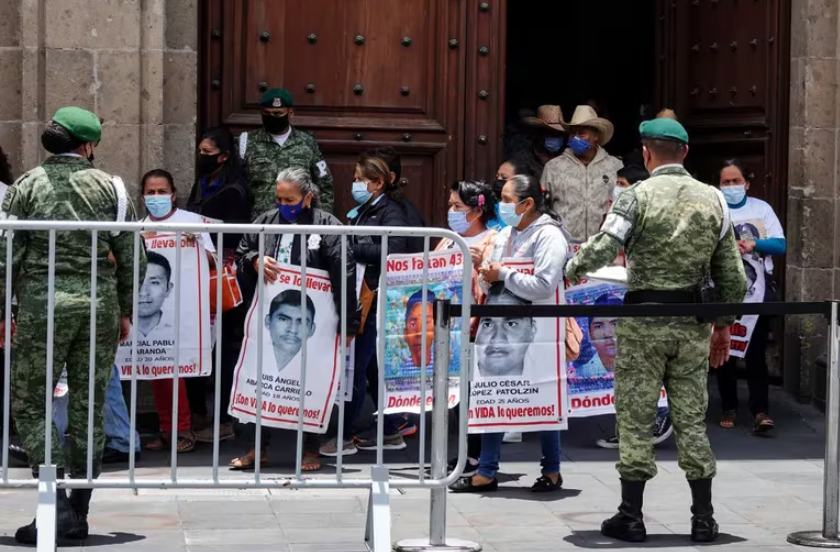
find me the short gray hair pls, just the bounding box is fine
[276,167,320,205]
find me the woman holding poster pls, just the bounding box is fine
[230,167,360,471]
[715,159,785,434]
[451,174,567,494]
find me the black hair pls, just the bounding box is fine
[268,289,316,323]
[41,121,84,155]
[200,127,246,185]
[368,146,402,185]
[0,146,11,185]
[450,180,495,225]
[357,153,403,201]
[506,174,553,219]
[616,165,649,186]
[406,289,436,318]
[717,158,751,185]
[641,138,687,163]
[142,169,176,194]
[146,251,172,283]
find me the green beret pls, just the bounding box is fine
[52,106,102,143]
[639,118,689,144]
[260,88,294,109]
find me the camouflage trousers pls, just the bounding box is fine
[11,296,120,479]
[614,328,716,482]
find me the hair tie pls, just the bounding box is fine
[477,195,485,207]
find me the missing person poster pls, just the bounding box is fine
[730,222,767,358]
[565,277,668,417]
[229,263,341,433]
[382,251,463,414]
[469,259,567,433]
[117,232,212,380]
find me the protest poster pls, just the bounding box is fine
[117,232,212,380]
[229,263,341,433]
[730,221,767,358]
[468,259,567,433]
[381,251,464,414]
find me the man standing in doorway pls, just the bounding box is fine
[239,88,335,218]
[540,105,623,244]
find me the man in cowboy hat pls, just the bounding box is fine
[518,105,568,165]
[540,105,623,244]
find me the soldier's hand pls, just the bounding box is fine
[709,325,731,368]
[119,315,131,344]
[0,319,15,347]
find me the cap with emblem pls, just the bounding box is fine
[260,88,294,109]
[639,118,688,144]
[52,106,102,143]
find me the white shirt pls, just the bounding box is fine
[729,197,784,274]
[0,182,9,207]
[446,229,493,248]
[142,209,216,254]
[271,127,293,148]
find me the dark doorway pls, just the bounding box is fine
[504,1,658,161]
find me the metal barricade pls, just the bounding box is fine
[0,220,477,552]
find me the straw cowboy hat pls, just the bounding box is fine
[521,105,566,134]
[562,105,615,145]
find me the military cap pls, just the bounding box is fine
[639,118,689,144]
[260,88,294,109]
[52,106,102,143]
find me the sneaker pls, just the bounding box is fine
[653,415,674,446]
[355,434,407,451]
[319,437,357,457]
[193,422,235,444]
[502,432,522,444]
[596,435,620,449]
[447,457,479,478]
[398,420,418,437]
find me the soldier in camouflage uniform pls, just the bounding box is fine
[239,88,335,218]
[0,107,146,543]
[566,118,747,544]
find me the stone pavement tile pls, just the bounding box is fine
[462,509,561,527]
[646,505,750,525]
[474,523,577,543]
[276,512,367,529]
[721,495,814,512]
[178,499,273,518]
[190,546,289,552]
[181,514,280,530]
[288,545,366,552]
[664,523,783,546]
[282,527,363,544]
[88,509,182,532]
[82,547,186,552]
[447,493,556,513]
[270,497,363,513]
[734,507,821,525]
[184,529,285,546]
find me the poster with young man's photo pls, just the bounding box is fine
[229,264,341,433]
[729,221,766,358]
[117,233,212,380]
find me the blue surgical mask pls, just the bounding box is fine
[568,136,591,156]
[144,195,172,218]
[351,180,373,205]
[544,137,563,153]
[498,201,523,227]
[721,185,747,206]
[447,211,472,235]
[278,198,307,222]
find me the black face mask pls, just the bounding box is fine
[262,114,290,135]
[197,153,222,176]
[493,178,506,199]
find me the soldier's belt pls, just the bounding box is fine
[624,290,699,305]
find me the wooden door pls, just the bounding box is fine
[200,0,467,226]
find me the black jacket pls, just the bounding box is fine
[187,173,252,250]
[349,194,409,291]
[236,208,361,336]
[393,196,426,253]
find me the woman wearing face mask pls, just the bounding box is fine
[716,159,785,434]
[319,154,410,457]
[185,128,252,443]
[229,167,360,471]
[451,174,567,493]
[435,180,497,476]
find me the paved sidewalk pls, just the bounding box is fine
[0,384,828,551]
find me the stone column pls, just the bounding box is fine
[786,0,840,406]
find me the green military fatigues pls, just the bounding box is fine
[0,155,146,478]
[240,127,335,218]
[566,164,747,482]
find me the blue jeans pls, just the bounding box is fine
[478,430,561,479]
[53,365,140,452]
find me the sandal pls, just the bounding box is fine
[754,413,775,434]
[719,411,737,429]
[229,448,269,471]
[301,453,322,472]
[144,436,166,451]
[531,474,563,493]
[176,431,196,453]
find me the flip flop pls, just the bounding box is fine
[301,453,322,472]
[754,413,775,434]
[719,411,737,429]
[229,449,269,471]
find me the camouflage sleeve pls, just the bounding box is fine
[110,195,147,317]
[566,188,638,284]
[710,223,747,327]
[0,181,29,312]
[310,146,334,214]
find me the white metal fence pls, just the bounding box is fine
[0,220,476,552]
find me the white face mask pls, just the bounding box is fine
[612,186,627,203]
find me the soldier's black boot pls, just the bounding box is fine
[689,478,719,542]
[601,479,647,542]
[15,469,80,544]
[65,489,93,540]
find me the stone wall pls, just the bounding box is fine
[786,0,840,405]
[0,0,198,200]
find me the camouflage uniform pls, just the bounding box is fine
[0,155,145,479]
[566,165,746,482]
[239,128,334,218]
